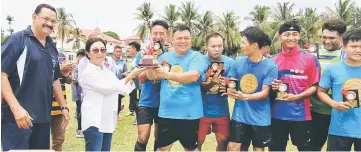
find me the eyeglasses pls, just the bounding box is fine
[91,48,107,53]
[38,15,57,25]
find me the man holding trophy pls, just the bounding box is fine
[197,32,234,151]
[317,28,361,151]
[269,20,321,151]
[134,20,170,151]
[145,24,207,151]
[221,27,278,151]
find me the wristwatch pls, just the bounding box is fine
[60,106,69,112]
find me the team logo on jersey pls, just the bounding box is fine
[168,65,183,88]
[240,74,258,94]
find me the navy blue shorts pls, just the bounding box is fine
[1,120,50,151]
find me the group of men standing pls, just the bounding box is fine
[1,3,361,152]
[131,18,361,152]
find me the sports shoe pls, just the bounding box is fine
[76,130,84,138]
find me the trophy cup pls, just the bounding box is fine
[138,41,164,68]
[276,82,289,99]
[342,89,360,108]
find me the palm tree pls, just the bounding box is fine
[162,4,180,39]
[266,2,296,54]
[273,2,295,22]
[193,10,214,51]
[6,15,14,35]
[216,11,241,58]
[296,8,323,45]
[67,25,85,49]
[56,8,75,50]
[134,2,154,42]
[351,7,361,28]
[179,1,200,34]
[327,0,356,25]
[245,5,271,26]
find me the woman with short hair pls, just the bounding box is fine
[79,37,145,151]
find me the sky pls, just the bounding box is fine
[1,0,360,39]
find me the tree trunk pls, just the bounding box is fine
[61,28,65,51]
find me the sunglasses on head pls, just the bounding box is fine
[91,48,107,53]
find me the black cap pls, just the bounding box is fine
[279,20,301,34]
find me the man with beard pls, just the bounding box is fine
[1,4,69,150]
[310,19,347,151]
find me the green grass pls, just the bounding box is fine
[62,86,326,151]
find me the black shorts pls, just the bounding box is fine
[136,106,159,125]
[270,119,312,151]
[327,134,361,151]
[310,111,331,150]
[157,117,199,150]
[229,120,272,148]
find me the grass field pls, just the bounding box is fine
[62,85,329,151]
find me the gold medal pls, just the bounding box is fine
[240,74,258,94]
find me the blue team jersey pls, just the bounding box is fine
[319,61,361,138]
[230,57,278,126]
[201,55,233,118]
[157,50,207,119]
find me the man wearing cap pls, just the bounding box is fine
[269,20,321,151]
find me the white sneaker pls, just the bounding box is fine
[76,130,84,138]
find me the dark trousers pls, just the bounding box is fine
[311,111,331,151]
[83,126,113,151]
[327,134,361,151]
[1,121,50,151]
[117,94,124,115]
[76,100,82,130]
[129,90,140,112]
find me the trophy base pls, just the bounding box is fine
[138,64,159,68]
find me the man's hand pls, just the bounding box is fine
[60,62,73,75]
[278,93,300,102]
[331,101,352,111]
[145,69,158,80]
[154,67,170,79]
[220,89,249,100]
[123,71,130,77]
[211,70,222,84]
[11,105,33,129]
[129,68,147,79]
[272,79,282,91]
[61,108,69,129]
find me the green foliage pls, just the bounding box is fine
[103,31,120,40]
[134,2,154,41]
[57,8,75,50]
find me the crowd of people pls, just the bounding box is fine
[1,3,361,152]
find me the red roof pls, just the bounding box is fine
[80,28,124,45]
